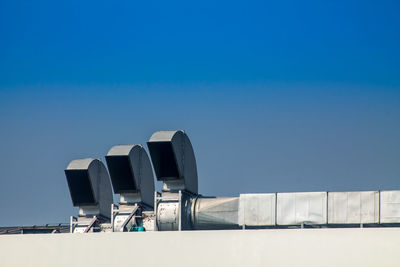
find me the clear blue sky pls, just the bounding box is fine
[0,0,399,226]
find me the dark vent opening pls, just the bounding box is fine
[65,169,95,206]
[147,142,180,179]
[105,155,137,193]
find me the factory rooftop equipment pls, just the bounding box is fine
[147,130,198,194]
[65,158,113,233]
[58,130,400,233]
[1,129,399,235]
[2,129,400,267]
[105,144,155,232]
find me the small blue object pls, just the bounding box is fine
[129,226,145,232]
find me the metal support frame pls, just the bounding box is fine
[120,205,139,231]
[84,216,98,233]
[70,216,99,233]
[111,204,115,232]
[69,216,77,233]
[178,190,182,231]
[154,191,161,231]
[111,203,144,232]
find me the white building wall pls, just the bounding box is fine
[1,228,400,267]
